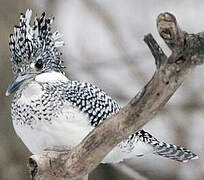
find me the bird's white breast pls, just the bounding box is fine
[13,96,94,154]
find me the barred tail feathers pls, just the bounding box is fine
[136,130,198,163]
[152,141,198,162]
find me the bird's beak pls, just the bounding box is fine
[6,74,32,96]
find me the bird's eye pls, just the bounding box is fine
[35,59,43,70]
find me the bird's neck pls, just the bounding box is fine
[35,71,69,83]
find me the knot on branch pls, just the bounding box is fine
[157,12,185,54]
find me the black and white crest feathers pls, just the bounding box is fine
[9,9,64,74]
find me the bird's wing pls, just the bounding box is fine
[60,80,198,163]
[62,80,120,127]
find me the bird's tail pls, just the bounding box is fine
[102,130,198,164]
[152,141,198,162]
[135,130,198,163]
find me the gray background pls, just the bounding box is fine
[1,0,204,179]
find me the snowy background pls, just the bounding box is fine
[1,0,204,179]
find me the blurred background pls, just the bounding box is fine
[1,0,204,179]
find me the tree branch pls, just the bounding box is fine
[144,33,167,68]
[28,12,204,180]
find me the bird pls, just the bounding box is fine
[6,9,198,164]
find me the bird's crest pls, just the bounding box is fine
[9,9,64,74]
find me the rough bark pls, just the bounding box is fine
[28,12,204,180]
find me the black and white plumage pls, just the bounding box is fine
[7,9,198,163]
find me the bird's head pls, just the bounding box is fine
[6,9,64,96]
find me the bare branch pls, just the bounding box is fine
[28,12,204,180]
[144,33,167,68]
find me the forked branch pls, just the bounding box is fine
[28,12,204,180]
